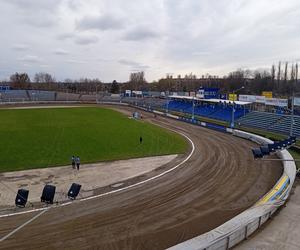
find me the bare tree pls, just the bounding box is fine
[284,62,288,83]
[290,64,295,81]
[271,64,276,85]
[129,71,145,90]
[277,61,281,81]
[34,72,55,83]
[10,72,31,89]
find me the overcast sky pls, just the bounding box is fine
[0,0,300,82]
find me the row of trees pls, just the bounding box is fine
[4,62,299,97]
[223,62,299,96]
[7,72,106,94]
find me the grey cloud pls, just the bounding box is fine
[53,49,69,55]
[7,0,61,9]
[12,44,29,51]
[18,55,41,63]
[1,0,300,82]
[4,0,62,28]
[118,59,149,70]
[66,0,82,11]
[74,35,99,45]
[77,15,125,31]
[57,33,74,40]
[123,27,160,41]
[65,59,88,64]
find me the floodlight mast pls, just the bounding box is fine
[290,92,294,137]
[166,92,169,114]
[96,85,98,104]
[192,97,195,120]
[289,91,300,137]
[290,68,299,136]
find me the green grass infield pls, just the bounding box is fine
[0,107,188,172]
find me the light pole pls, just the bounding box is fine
[166,92,169,114]
[289,91,300,137]
[290,92,295,136]
[192,97,195,120]
[96,85,98,104]
[231,86,245,129]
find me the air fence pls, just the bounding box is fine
[0,95,296,249]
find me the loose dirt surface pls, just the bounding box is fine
[0,105,283,249]
[0,154,177,209]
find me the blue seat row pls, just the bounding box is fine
[163,100,247,122]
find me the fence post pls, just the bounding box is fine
[244,224,248,239]
[226,235,230,249]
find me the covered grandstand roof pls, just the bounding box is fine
[168,95,252,105]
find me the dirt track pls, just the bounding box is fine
[0,105,282,249]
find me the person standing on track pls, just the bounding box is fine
[75,156,80,170]
[71,156,75,169]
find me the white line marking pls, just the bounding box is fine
[0,130,195,219]
[0,209,48,242]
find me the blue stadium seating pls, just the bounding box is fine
[163,100,247,122]
[236,111,300,136]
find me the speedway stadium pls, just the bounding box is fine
[0,89,297,249]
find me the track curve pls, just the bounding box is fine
[0,105,282,249]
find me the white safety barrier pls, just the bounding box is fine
[169,129,296,250]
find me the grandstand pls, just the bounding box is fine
[121,96,167,110]
[164,98,248,122]
[28,90,56,101]
[0,90,29,102]
[236,111,300,136]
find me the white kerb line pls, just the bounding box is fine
[0,209,48,242]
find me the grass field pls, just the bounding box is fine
[0,107,188,172]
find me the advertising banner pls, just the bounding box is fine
[197,88,219,99]
[238,95,257,102]
[293,97,300,106]
[256,96,266,103]
[262,91,273,99]
[132,90,143,96]
[265,98,288,107]
[0,86,10,92]
[197,89,204,98]
[125,90,131,96]
[229,93,237,101]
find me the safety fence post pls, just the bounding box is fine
[244,224,248,239]
[258,216,262,228]
[226,235,230,249]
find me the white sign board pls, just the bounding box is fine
[256,96,266,103]
[132,90,142,95]
[265,98,288,107]
[238,95,256,102]
[294,97,300,106]
[197,89,205,98]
